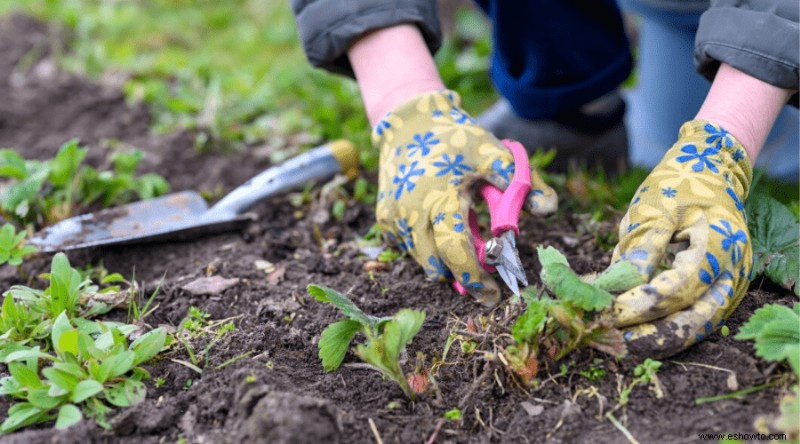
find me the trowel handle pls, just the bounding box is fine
[207,140,359,217]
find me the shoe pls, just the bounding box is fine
[477,92,629,174]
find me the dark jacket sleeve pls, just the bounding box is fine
[695,0,799,106]
[290,0,442,77]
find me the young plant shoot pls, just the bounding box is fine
[308,284,425,399]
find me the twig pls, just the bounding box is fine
[368,418,384,444]
[425,419,445,444]
[670,360,733,374]
[694,376,787,404]
[606,412,640,444]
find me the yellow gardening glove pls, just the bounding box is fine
[373,90,557,306]
[610,120,753,358]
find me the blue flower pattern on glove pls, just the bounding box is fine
[397,218,414,250]
[425,256,453,281]
[491,159,514,183]
[704,123,733,150]
[407,132,439,158]
[434,154,473,177]
[710,219,747,264]
[393,161,425,200]
[676,144,721,173]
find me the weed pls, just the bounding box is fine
[308,284,425,399]
[0,141,168,229]
[579,367,606,382]
[174,307,239,372]
[0,224,37,267]
[0,253,169,433]
[154,377,165,388]
[626,359,664,402]
[444,408,462,421]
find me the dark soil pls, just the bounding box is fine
[0,13,796,444]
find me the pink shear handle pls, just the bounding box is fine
[483,140,531,237]
[453,139,531,295]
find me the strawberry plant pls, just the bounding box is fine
[746,193,799,296]
[504,246,643,383]
[0,140,169,228]
[308,284,425,399]
[736,303,799,437]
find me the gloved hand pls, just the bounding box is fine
[610,120,753,357]
[373,90,557,306]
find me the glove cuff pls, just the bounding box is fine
[676,119,753,198]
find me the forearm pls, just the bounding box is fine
[348,24,445,126]
[695,63,794,163]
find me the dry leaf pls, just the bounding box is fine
[520,402,544,417]
[181,276,240,295]
[267,264,286,286]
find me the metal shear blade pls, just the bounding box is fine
[485,231,528,296]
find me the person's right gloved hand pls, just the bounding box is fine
[372,90,557,306]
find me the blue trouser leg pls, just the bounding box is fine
[474,0,633,120]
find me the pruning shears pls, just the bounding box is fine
[454,139,531,297]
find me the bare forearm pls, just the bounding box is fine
[695,63,794,163]
[348,24,445,126]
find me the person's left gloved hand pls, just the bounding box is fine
[609,120,753,358]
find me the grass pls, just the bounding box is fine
[0,1,795,213]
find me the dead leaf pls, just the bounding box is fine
[79,289,132,309]
[363,261,390,272]
[267,264,286,286]
[181,276,240,295]
[726,372,739,391]
[255,260,276,273]
[520,402,544,417]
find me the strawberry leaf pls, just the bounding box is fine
[746,194,799,295]
[318,319,362,372]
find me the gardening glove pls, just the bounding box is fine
[373,90,557,306]
[610,120,753,358]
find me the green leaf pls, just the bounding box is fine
[355,309,425,397]
[8,361,41,389]
[382,309,425,364]
[747,194,800,295]
[593,260,646,293]
[57,330,80,357]
[318,319,362,372]
[4,347,54,364]
[0,149,29,179]
[51,311,73,349]
[307,284,376,328]
[537,246,613,311]
[49,140,87,187]
[736,304,796,340]
[28,387,63,410]
[98,350,135,381]
[71,380,104,403]
[754,317,800,364]
[42,368,80,392]
[1,402,47,433]
[105,379,146,407]
[512,299,549,344]
[130,328,167,367]
[55,404,82,430]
